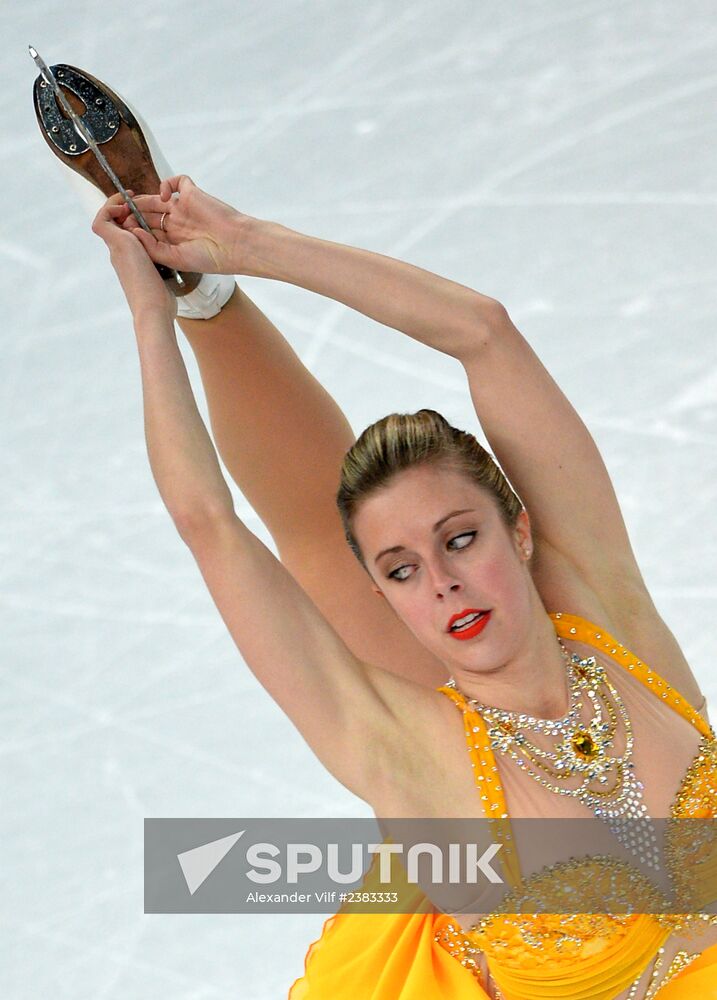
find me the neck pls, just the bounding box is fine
[450,610,570,720]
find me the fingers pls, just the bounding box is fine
[107,205,132,225]
[92,191,134,239]
[127,191,182,236]
[130,176,196,227]
[92,185,190,267]
[119,192,174,241]
[132,226,178,266]
[159,174,195,201]
[133,185,188,214]
[132,193,170,214]
[122,210,170,240]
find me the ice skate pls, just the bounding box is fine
[31,52,235,319]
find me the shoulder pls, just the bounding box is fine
[579,589,706,717]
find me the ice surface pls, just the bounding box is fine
[2,1,716,997]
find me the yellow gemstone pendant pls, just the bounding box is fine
[571,730,597,759]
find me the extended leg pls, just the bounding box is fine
[30,59,444,687]
[178,287,446,688]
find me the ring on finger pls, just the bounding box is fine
[160,212,168,233]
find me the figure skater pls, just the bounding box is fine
[35,63,717,1000]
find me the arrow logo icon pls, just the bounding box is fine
[177,830,245,895]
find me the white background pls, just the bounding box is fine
[2,1,716,997]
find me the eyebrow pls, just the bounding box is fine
[373,509,477,564]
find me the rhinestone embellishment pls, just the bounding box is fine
[446,636,661,869]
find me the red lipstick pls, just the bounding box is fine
[447,608,491,641]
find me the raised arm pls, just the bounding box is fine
[91,195,422,801]
[127,179,700,698]
[126,176,493,361]
[130,181,637,568]
[451,310,703,711]
[237,219,701,705]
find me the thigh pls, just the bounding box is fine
[181,292,446,685]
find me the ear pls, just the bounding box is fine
[513,508,533,561]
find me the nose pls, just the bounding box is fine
[427,557,462,599]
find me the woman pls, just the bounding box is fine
[85,175,717,999]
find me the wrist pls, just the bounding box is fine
[238,216,298,280]
[132,303,176,335]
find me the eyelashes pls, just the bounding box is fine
[387,531,477,582]
[448,531,476,551]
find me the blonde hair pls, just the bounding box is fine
[337,408,523,569]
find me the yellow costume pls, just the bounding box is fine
[290,614,717,999]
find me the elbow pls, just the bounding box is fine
[172,504,236,547]
[461,296,515,363]
[477,296,515,338]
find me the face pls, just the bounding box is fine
[352,461,534,673]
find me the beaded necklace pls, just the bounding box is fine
[446,636,661,870]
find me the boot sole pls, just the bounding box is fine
[33,63,201,296]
